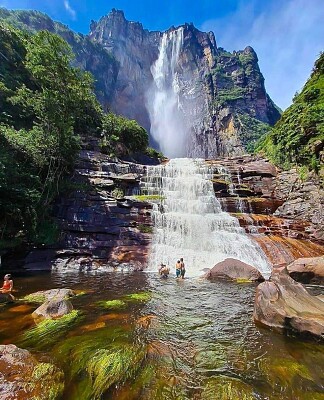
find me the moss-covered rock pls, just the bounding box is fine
[96,299,127,310]
[201,376,255,400]
[53,327,146,400]
[0,344,64,400]
[20,310,82,349]
[124,291,152,302]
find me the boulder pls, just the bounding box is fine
[253,269,324,340]
[32,298,74,320]
[287,256,324,284]
[24,288,75,303]
[204,258,264,282]
[0,344,64,399]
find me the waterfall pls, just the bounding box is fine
[142,158,271,278]
[146,28,189,158]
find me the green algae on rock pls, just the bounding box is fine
[96,299,127,310]
[29,362,65,400]
[0,344,64,400]
[53,327,146,400]
[259,356,313,388]
[124,291,152,302]
[201,376,255,400]
[20,310,82,349]
[21,293,47,304]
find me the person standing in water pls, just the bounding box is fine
[175,260,181,278]
[0,274,15,300]
[180,258,185,279]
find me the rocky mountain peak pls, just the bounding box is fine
[0,7,280,158]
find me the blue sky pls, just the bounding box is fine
[1,0,323,110]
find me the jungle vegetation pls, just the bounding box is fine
[257,52,324,175]
[0,22,148,248]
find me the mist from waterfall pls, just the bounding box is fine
[146,28,189,158]
[142,158,272,278]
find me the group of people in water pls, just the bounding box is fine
[158,258,185,279]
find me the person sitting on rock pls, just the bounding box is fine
[158,263,170,278]
[0,274,15,300]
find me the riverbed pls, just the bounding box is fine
[1,271,324,399]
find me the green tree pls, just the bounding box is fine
[101,113,148,156]
[257,52,324,174]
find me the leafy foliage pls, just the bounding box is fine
[0,22,149,248]
[257,52,324,174]
[100,113,148,157]
[0,8,119,105]
[209,47,280,149]
[234,113,272,153]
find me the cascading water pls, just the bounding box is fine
[142,158,271,278]
[146,28,189,158]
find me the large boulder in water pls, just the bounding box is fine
[0,344,64,399]
[287,256,324,284]
[32,298,74,320]
[204,258,264,282]
[22,288,75,320]
[254,269,324,340]
[23,288,75,303]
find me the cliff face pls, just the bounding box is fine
[208,156,324,266]
[89,9,281,157]
[0,7,281,157]
[89,10,160,130]
[0,9,118,107]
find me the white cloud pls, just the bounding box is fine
[201,0,324,110]
[63,0,76,20]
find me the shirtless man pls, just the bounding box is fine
[180,258,186,279]
[0,274,15,300]
[175,260,181,278]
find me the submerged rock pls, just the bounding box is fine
[253,269,324,340]
[287,256,324,284]
[0,344,64,399]
[204,258,264,282]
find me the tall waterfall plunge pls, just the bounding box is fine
[146,28,190,158]
[142,159,271,278]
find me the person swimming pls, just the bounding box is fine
[0,274,15,300]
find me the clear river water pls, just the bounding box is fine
[1,271,324,400]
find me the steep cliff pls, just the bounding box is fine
[90,9,281,157]
[1,7,281,157]
[0,8,118,107]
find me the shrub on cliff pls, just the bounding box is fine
[257,52,324,174]
[100,112,148,157]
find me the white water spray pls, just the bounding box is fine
[142,158,271,278]
[147,28,190,158]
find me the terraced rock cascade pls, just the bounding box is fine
[142,158,271,277]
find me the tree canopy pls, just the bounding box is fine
[257,52,324,175]
[0,22,148,247]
